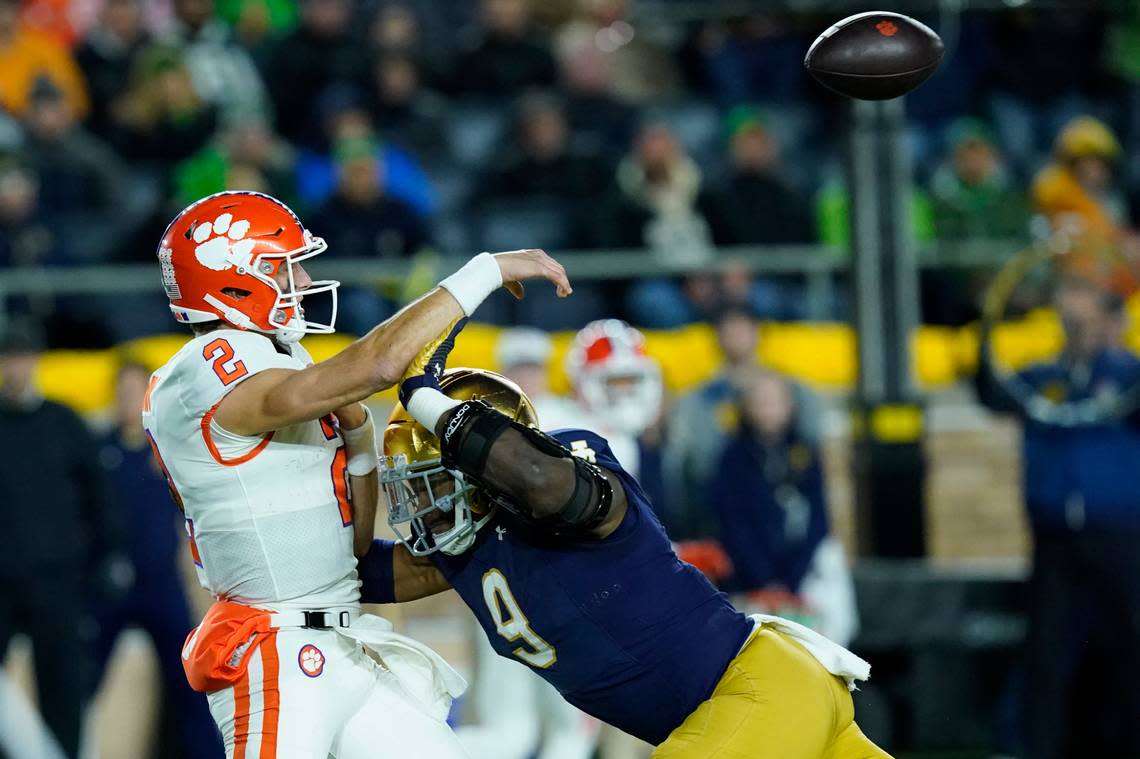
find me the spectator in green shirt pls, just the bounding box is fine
[929,118,1029,241]
[924,119,1030,324]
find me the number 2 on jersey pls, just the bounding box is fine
[481,569,556,668]
[202,338,248,386]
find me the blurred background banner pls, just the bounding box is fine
[4,1,1140,758]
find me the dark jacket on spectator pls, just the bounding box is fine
[98,432,184,578]
[975,348,1140,531]
[369,91,450,165]
[665,374,823,541]
[709,426,829,593]
[565,92,636,158]
[0,209,64,267]
[310,192,429,258]
[0,397,122,575]
[261,25,370,148]
[75,29,152,142]
[483,149,607,202]
[111,103,219,171]
[25,130,127,218]
[700,171,815,245]
[0,394,125,759]
[24,128,144,262]
[449,31,556,97]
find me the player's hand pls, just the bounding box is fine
[491,249,572,300]
[398,316,468,408]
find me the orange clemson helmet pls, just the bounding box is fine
[156,191,339,344]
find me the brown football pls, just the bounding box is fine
[805,12,944,100]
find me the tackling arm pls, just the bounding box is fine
[358,539,452,603]
[433,404,629,539]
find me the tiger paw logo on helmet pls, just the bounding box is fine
[193,213,256,271]
[298,644,325,677]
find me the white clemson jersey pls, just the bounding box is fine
[142,329,359,611]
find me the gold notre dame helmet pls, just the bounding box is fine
[381,368,539,556]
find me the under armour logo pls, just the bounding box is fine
[495,525,507,541]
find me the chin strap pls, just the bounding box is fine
[273,322,305,344]
[203,293,257,330]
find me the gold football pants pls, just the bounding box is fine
[652,627,892,759]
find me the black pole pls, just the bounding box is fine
[848,98,927,558]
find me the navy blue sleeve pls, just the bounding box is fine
[358,539,398,604]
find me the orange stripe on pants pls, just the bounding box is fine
[232,663,252,758]
[259,632,280,759]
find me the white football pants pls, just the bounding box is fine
[206,628,467,759]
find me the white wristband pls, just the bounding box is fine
[406,387,461,435]
[439,252,502,316]
[340,405,378,477]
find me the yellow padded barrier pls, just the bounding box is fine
[868,404,925,443]
[24,306,1140,417]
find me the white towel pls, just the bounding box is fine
[749,613,871,690]
[339,613,467,721]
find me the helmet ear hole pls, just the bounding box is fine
[221,287,252,300]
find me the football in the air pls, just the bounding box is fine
[804,12,944,101]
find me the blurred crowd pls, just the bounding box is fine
[5,2,1140,342]
[5,2,1140,757]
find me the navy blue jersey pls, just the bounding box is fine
[429,429,754,744]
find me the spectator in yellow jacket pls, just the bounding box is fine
[0,0,88,120]
[1031,116,1137,296]
[1032,116,1127,240]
